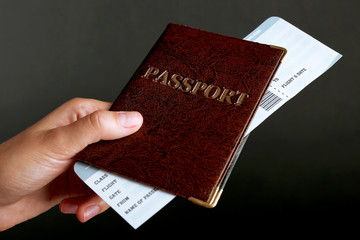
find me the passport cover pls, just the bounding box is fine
[75,23,286,207]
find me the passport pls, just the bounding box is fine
[74,23,286,207]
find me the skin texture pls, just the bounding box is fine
[0,98,143,231]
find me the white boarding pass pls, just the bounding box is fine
[244,16,341,134]
[74,16,342,229]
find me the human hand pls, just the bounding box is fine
[0,98,143,231]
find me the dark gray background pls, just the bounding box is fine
[1,0,359,238]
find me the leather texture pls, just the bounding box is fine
[75,23,285,204]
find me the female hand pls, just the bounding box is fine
[0,98,143,231]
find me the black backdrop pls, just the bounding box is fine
[1,0,359,238]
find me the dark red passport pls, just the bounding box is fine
[75,23,286,207]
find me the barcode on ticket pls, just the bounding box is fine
[260,90,282,111]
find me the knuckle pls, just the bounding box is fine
[70,98,91,112]
[66,97,88,109]
[88,110,104,132]
[66,98,97,121]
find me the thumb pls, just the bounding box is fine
[46,110,143,159]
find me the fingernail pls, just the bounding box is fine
[84,205,100,222]
[61,203,78,214]
[118,111,143,128]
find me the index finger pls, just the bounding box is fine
[29,98,112,131]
